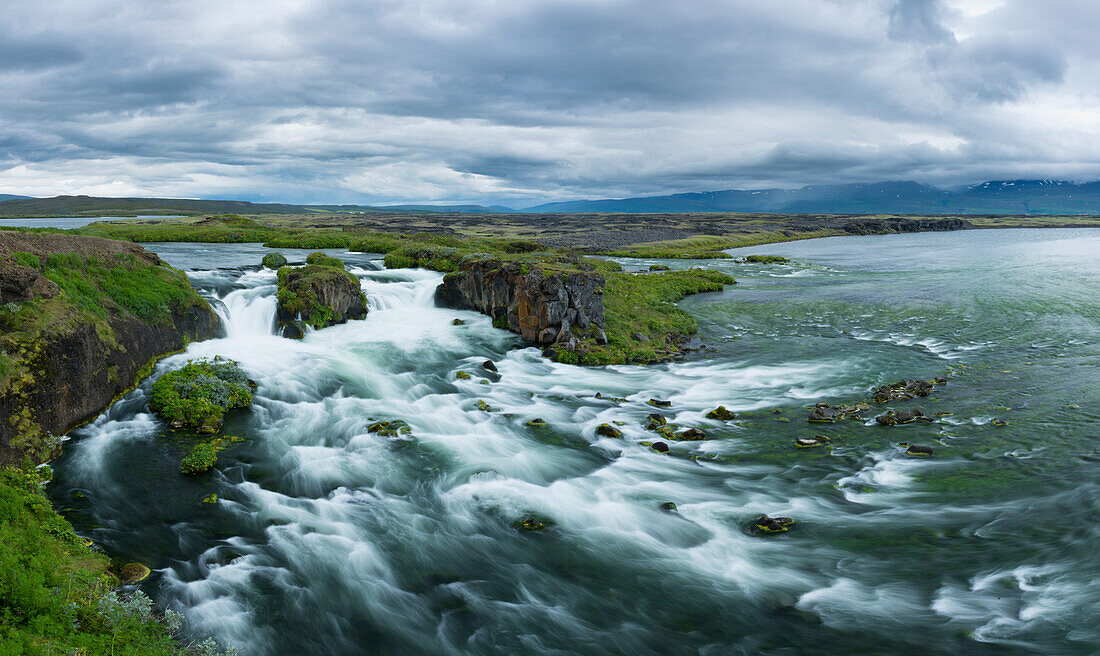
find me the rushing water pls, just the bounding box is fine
[48,228,1100,655]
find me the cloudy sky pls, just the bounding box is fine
[1,0,1097,206]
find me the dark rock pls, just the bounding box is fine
[808,402,869,423]
[660,502,678,512]
[451,318,466,326]
[650,441,670,453]
[842,217,967,235]
[281,321,304,339]
[526,418,548,427]
[871,379,942,403]
[515,517,545,531]
[276,260,367,336]
[705,406,736,420]
[676,428,707,441]
[875,409,931,425]
[482,360,498,373]
[750,515,794,535]
[905,444,934,456]
[647,398,671,407]
[434,258,605,349]
[595,423,623,438]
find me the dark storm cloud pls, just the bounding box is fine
[0,0,1096,204]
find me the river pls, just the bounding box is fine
[47,228,1100,655]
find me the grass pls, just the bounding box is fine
[0,466,185,654]
[601,229,844,258]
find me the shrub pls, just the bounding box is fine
[150,358,252,430]
[261,252,288,269]
[180,442,219,474]
[305,252,345,268]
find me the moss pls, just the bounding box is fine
[305,251,345,268]
[739,255,789,263]
[180,441,219,474]
[261,252,288,269]
[276,259,366,331]
[149,358,252,431]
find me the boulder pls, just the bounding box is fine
[875,409,931,425]
[676,428,707,441]
[276,259,367,337]
[750,515,794,535]
[705,406,736,420]
[905,444,934,456]
[650,441,670,453]
[595,423,623,438]
[261,252,288,269]
[119,563,151,584]
[482,360,498,373]
[647,398,671,408]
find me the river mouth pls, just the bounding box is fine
[48,228,1100,655]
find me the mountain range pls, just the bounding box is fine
[3,180,1100,216]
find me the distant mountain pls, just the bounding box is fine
[0,195,514,217]
[0,194,32,201]
[522,180,1100,215]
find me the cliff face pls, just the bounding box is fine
[0,233,222,465]
[434,258,606,348]
[275,262,367,338]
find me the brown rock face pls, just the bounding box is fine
[434,259,606,347]
[275,265,367,337]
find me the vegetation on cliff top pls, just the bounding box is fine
[276,253,367,332]
[149,358,252,432]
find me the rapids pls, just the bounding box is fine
[48,229,1100,655]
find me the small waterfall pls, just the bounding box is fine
[216,286,278,338]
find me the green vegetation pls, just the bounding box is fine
[180,441,219,474]
[603,229,843,258]
[0,466,193,654]
[79,215,279,244]
[739,255,789,263]
[149,358,252,432]
[276,254,366,331]
[261,252,287,269]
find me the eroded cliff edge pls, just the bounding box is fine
[0,232,221,465]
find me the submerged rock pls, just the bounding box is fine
[660,502,678,512]
[647,398,671,408]
[795,435,830,448]
[705,406,736,420]
[451,318,466,326]
[807,402,869,423]
[595,423,623,438]
[455,371,472,380]
[875,409,932,425]
[750,515,794,535]
[367,420,412,437]
[475,400,497,412]
[645,413,667,430]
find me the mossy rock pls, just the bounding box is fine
[649,264,671,272]
[749,515,794,535]
[180,441,219,475]
[526,418,548,427]
[650,441,670,453]
[455,371,472,380]
[705,406,736,420]
[367,420,412,437]
[261,252,288,269]
[739,255,789,264]
[150,358,253,432]
[645,413,667,429]
[201,493,218,504]
[647,398,672,408]
[119,562,151,584]
[660,502,678,512]
[514,517,546,531]
[452,318,466,326]
[595,423,623,438]
[475,400,497,412]
[676,427,706,441]
[905,444,934,456]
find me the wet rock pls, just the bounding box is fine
[649,264,671,271]
[807,402,869,423]
[644,413,667,430]
[655,425,677,440]
[875,409,931,425]
[647,398,671,408]
[595,423,623,438]
[455,371,472,380]
[201,493,218,504]
[871,379,942,403]
[119,563,151,584]
[905,444,934,456]
[482,360,498,373]
[281,320,305,340]
[795,435,830,448]
[475,400,497,412]
[276,257,368,336]
[750,515,794,535]
[451,318,466,326]
[991,418,1009,426]
[650,441,670,453]
[676,428,707,441]
[526,418,548,427]
[660,502,678,512]
[705,406,736,420]
[367,420,412,437]
[515,517,545,531]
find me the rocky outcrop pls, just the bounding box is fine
[434,258,606,349]
[0,234,222,464]
[276,262,367,338]
[842,217,968,235]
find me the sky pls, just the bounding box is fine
[1,0,1098,207]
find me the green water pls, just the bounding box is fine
[48,228,1100,654]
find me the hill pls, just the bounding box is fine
[523,180,1100,215]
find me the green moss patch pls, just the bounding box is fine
[149,358,252,431]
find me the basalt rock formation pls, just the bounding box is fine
[276,254,367,338]
[0,233,222,465]
[434,258,607,350]
[842,217,967,235]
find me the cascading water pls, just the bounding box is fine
[47,230,1100,655]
